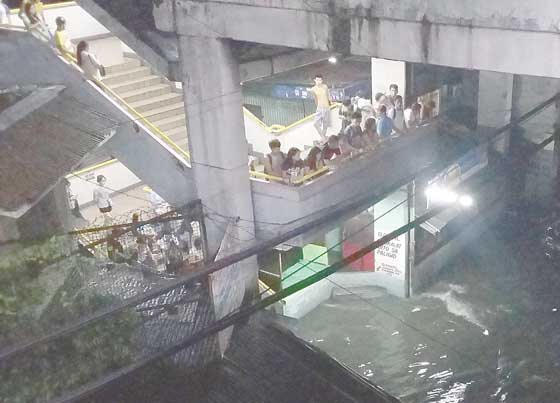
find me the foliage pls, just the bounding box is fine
[0,285,140,403]
[0,235,74,344]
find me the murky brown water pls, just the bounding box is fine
[294,228,560,402]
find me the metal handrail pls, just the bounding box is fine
[93,77,191,161]
[292,166,330,184]
[17,21,192,162]
[249,165,330,186]
[62,53,192,162]
[243,103,339,135]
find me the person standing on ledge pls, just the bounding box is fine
[310,74,331,141]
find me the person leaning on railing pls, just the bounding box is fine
[264,139,285,178]
[342,111,367,155]
[281,147,305,184]
[322,135,342,161]
[363,116,379,149]
[306,146,324,172]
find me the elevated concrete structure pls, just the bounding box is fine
[0,28,196,207]
[145,0,560,79]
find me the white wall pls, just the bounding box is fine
[371,58,406,99]
[67,161,141,207]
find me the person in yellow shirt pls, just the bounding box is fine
[310,74,331,141]
[54,16,74,60]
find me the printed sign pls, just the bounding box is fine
[374,231,406,280]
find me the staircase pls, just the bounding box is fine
[103,56,189,153]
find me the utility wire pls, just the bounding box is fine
[206,195,411,298]
[302,263,496,376]
[46,203,456,403]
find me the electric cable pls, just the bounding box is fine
[203,195,410,298]
[301,263,497,376]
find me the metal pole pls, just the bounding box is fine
[405,181,415,298]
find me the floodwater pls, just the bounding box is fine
[294,225,560,402]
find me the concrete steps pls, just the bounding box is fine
[103,66,152,86]
[102,56,189,155]
[167,127,188,151]
[129,92,184,114]
[119,83,171,103]
[143,102,186,122]
[104,57,141,75]
[111,75,162,94]
[151,113,186,132]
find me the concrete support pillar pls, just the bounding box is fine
[177,35,258,292]
[553,99,560,200]
[477,71,514,155]
[505,75,529,208]
[325,227,343,265]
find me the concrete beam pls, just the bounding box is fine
[344,0,560,34]
[157,0,560,78]
[165,0,331,50]
[239,50,330,82]
[350,17,560,79]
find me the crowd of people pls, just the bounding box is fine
[7,1,106,81]
[103,211,204,276]
[258,80,438,185]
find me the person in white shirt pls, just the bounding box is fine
[76,40,103,81]
[404,102,422,129]
[0,0,11,25]
[93,175,112,214]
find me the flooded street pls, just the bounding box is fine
[294,226,560,402]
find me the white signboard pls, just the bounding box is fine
[375,231,406,280]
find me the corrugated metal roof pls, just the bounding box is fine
[85,314,402,403]
[0,88,116,215]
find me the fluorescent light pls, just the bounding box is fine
[328,56,338,64]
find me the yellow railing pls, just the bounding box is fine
[249,170,284,182]
[249,165,330,186]
[70,158,118,177]
[243,103,339,135]
[10,1,77,13]
[292,166,330,185]
[61,53,191,162]
[10,22,190,175]
[94,78,191,161]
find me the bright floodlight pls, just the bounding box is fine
[459,195,474,207]
[328,56,338,64]
[426,184,457,204]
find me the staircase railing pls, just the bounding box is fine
[6,20,192,163]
